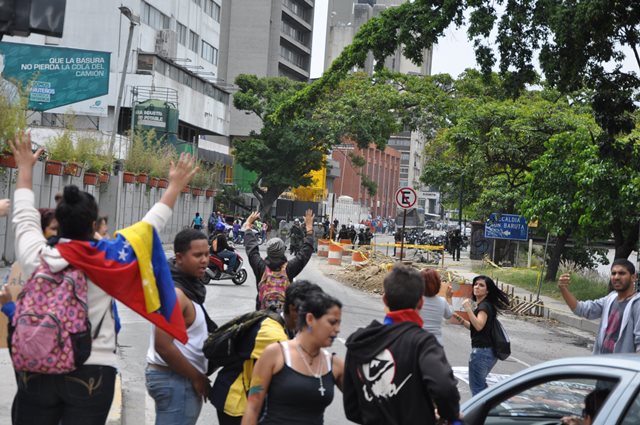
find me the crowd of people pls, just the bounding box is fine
[0,132,633,425]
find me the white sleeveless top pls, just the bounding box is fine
[146,300,209,374]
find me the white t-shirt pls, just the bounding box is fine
[420,296,453,345]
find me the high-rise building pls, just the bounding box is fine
[219,0,316,138]
[324,0,438,217]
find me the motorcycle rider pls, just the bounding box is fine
[210,221,239,273]
[289,218,304,255]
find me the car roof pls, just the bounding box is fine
[512,355,640,377]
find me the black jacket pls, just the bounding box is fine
[244,231,314,284]
[344,321,460,425]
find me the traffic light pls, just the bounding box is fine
[0,0,66,39]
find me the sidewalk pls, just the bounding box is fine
[440,251,600,335]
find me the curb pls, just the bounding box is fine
[106,373,122,425]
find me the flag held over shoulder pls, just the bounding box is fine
[56,222,187,344]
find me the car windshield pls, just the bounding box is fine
[489,378,616,418]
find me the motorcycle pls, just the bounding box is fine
[202,252,248,286]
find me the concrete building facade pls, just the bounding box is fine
[219,0,316,138]
[2,0,232,160]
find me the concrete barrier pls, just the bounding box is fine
[328,244,343,265]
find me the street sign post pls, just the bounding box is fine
[484,213,529,241]
[395,187,417,261]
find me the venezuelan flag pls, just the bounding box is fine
[56,222,187,344]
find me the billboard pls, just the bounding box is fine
[0,42,110,116]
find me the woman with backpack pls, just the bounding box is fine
[453,275,509,396]
[9,132,197,425]
[242,290,344,425]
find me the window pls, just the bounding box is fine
[487,378,610,420]
[212,1,221,22]
[141,2,170,29]
[283,0,311,23]
[189,30,199,53]
[400,152,410,161]
[282,19,307,45]
[279,45,307,69]
[201,41,218,65]
[204,0,221,22]
[176,22,187,46]
[400,167,409,175]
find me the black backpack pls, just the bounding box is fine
[202,310,284,372]
[491,316,511,360]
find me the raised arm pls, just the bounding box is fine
[141,153,198,232]
[10,132,47,274]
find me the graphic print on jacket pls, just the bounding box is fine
[359,349,412,401]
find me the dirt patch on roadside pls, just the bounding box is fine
[320,253,468,294]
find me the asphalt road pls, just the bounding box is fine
[116,243,594,425]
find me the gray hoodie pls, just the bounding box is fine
[574,291,640,354]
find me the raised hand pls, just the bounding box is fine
[303,209,315,232]
[168,152,198,190]
[557,273,571,289]
[244,211,260,230]
[0,199,10,217]
[8,132,43,170]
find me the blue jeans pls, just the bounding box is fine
[145,367,202,425]
[216,249,238,272]
[469,347,497,396]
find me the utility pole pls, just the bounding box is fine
[108,7,139,157]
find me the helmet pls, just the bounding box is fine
[215,221,226,232]
[294,218,300,224]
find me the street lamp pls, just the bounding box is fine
[108,6,140,157]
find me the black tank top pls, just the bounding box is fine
[259,342,335,425]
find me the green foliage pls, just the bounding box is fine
[75,134,112,173]
[214,185,248,213]
[360,174,378,197]
[232,73,414,215]
[124,129,157,173]
[473,265,609,302]
[46,129,77,162]
[421,72,585,218]
[0,88,27,150]
[149,144,176,178]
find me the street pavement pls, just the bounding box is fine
[0,235,599,425]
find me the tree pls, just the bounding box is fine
[232,73,409,219]
[522,125,607,281]
[273,0,640,259]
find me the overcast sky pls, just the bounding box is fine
[310,0,478,79]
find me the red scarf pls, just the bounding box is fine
[384,309,424,327]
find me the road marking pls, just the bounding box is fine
[509,355,531,368]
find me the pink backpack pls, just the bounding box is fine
[11,261,93,374]
[258,264,289,312]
